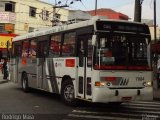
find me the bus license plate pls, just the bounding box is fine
[121,97,132,101]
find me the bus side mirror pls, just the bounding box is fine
[92,35,96,46]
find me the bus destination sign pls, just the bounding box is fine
[96,21,150,34]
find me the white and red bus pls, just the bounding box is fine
[9,18,153,105]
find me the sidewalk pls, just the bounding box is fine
[0,72,8,84]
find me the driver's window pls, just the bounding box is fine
[96,37,114,65]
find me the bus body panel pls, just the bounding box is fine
[17,58,37,88]
[92,70,153,102]
[9,58,18,83]
[92,87,153,102]
[50,57,78,94]
[10,18,153,105]
[99,70,153,88]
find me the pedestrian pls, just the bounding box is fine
[1,60,4,74]
[2,58,8,80]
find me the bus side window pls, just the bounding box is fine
[62,32,76,57]
[49,34,61,57]
[13,42,22,58]
[29,40,37,59]
[22,41,29,58]
[37,40,49,59]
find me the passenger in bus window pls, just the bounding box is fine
[49,40,60,57]
[29,49,36,58]
[22,49,28,57]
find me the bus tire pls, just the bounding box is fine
[21,73,29,92]
[61,80,77,106]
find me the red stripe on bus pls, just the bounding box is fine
[94,65,151,70]
[128,66,151,70]
[94,65,127,70]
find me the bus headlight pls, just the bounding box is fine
[95,81,106,87]
[143,81,152,87]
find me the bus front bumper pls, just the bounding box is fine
[92,87,153,103]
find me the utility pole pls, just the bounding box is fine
[52,4,69,26]
[134,0,143,22]
[95,0,97,15]
[51,0,81,26]
[154,0,157,43]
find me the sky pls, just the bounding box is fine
[43,0,160,26]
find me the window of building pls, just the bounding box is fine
[42,10,49,20]
[0,25,4,33]
[4,24,14,33]
[5,2,15,12]
[62,32,76,57]
[29,7,36,17]
[29,27,34,33]
[55,13,60,20]
[49,34,61,57]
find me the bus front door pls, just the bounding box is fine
[77,36,92,100]
[37,41,48,90]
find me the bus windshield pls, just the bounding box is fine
[94,33,151,70]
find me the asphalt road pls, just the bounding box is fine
[0,82,73,120]
[0,82,160,120]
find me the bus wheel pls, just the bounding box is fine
[22,73,29,92]
[61,80,77,106]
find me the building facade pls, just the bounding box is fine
[149,27,160,41]
[1,0,159,41]
[88,8,129,20]
[0,0,69,35]
[67,10,91,24]
[142,19,160,42]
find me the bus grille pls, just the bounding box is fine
[119,78,129,86]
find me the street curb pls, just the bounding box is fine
[0,80,8,84]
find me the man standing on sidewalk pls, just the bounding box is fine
[2,58,8,80]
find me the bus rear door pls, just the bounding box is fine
[37,41,48,89]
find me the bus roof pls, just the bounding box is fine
[12,18,149,42]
